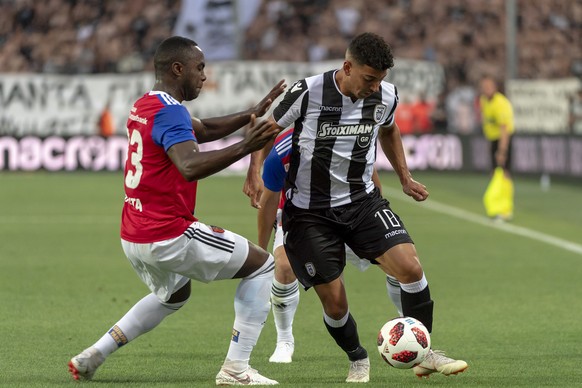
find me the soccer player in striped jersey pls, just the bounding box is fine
[258,127,403,364]
[246,32,467,382]
[68,36,286,386]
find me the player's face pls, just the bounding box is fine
[182,46,207,101]
[349,62,387,99]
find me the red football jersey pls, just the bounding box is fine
[121,91,198,243]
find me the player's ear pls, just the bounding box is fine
[171,61,183,77]
[343,60,352,76]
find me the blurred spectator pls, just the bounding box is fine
[0,0,579,88]
[411,92,435,134]
[394,95,415,135]
[98,100,116,137]
[446,85,479,134]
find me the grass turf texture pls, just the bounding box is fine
[1,171,581,387]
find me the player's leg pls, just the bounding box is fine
[345,245,402,316]
[374,238,468,377]
[375,243,433,331]
[269,222,299,363]
[385,274,403,317]
[68,270,190,381]
[283,204,369,383]
[313,278,370,383]
[212,233,278,385]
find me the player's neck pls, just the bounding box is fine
[152,81,182,102]
[335,70,357,102]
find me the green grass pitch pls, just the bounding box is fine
[1,170,581,387]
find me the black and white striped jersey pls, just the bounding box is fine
[273,69,398,209]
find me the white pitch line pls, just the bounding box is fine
[382,186,582,256]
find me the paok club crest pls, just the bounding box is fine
[374,104,388,123]
[305,262,316,277]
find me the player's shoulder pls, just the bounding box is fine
[149,90,182,106]
[288,71,330,94]
[380,79,397,95]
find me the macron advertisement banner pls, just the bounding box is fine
[1,133,581,178]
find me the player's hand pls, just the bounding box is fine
[402,178,429,202]
[253,79,287,117]
[244,114,278,151]
[243,170,263,209]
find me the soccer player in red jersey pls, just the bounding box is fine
[68,36,286,385]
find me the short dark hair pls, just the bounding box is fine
[154,36,199,76]
[347,32,394,71]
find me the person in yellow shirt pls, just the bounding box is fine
[479,76,514,221]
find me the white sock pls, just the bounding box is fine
[224,255,274,372]
[386,275,403,317]
[400,273,428,293]
[93,293,183,357]
[271,278,299,343]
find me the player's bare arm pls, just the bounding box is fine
[168,115,277,181]
[257,187,279,249]
[244,120,283,208]
[192,80,286,143]
[378,123,428,202]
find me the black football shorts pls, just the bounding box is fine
[282,188,413,289]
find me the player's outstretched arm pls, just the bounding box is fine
[193,80,286,143]
[378,123,428,202]
[169,115,278,181]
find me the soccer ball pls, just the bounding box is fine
[377,317,431,369]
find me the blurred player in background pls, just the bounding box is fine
[68,36,286,386]
[246,32,467,383]
[479,76,515,221]
[257,127,403,364]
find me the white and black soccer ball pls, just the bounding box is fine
[377,317,431,369]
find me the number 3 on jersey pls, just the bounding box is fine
[125,129,143,189]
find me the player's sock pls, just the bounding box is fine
[224,255,274,372]
[400,273,433,332]
[271,278,299,343]
[323,311,367,361]
[93,293,185,357]
[386,275,403,316]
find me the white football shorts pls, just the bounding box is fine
[121,221,249,302]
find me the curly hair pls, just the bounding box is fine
[347,32,394,71]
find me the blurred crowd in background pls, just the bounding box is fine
[1,0,581,134]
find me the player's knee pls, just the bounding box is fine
[398,260,424,283]
[274,254,295,282]
[244,252,275,280]
[166,280,191,305]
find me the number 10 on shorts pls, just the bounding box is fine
[375,209,401,230]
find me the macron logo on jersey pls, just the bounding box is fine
[290,81,303,94]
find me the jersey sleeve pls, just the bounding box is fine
[273,79,308,129]
[262,148,286,193]
[152,104,197,151]
[382,84,399,127]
